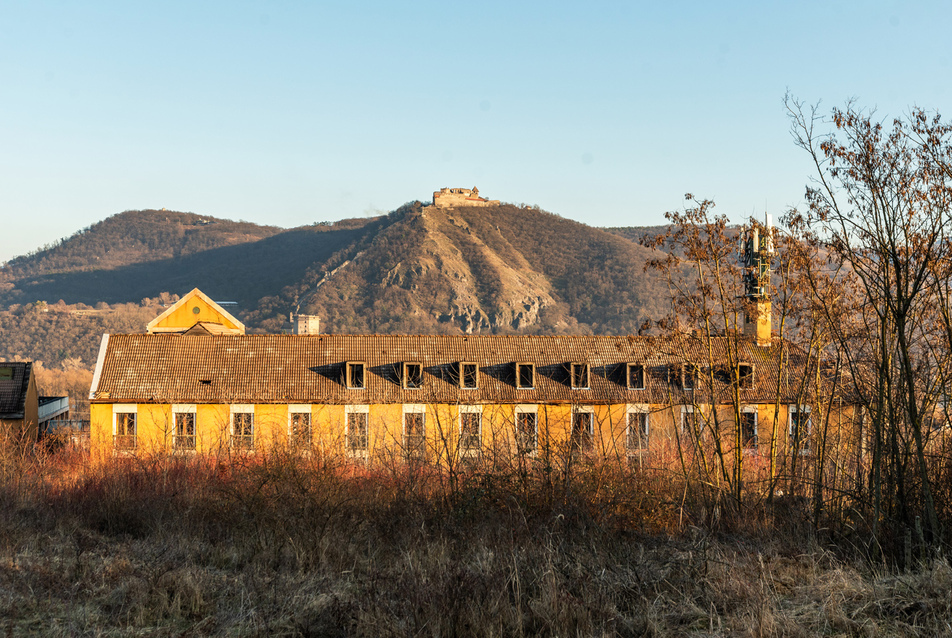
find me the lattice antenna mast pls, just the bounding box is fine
[738,214,774,344]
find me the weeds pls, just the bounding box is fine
[1,450,950,636]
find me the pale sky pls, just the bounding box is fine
[1,0,949,263]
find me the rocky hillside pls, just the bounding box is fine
[1,203,674,366]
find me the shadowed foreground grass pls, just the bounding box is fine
[1,451,951,637]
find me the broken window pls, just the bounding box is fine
[571,410,594,451]
[627,364,645,390]
[174,411,196,450]
[460,362,478,389]
[403,362,423,389]
[741,409,757,450]
[516,410,538,453]
[289,411,311,449]
[682,365,698,391]
[232,411,254,450]
[516,363,535,389]
[571,363,589,389]
[404,409,425,456]
[790,406,811,454]
[347,362,366,389]
[347,411,369,454]
[738,364,754,389]
[460,412,481,454]
[627,411,649,451]
[114,411,137,450]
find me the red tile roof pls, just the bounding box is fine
[92,334,810,406]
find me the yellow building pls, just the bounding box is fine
[88,291,837,464]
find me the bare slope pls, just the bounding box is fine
[249,202,669,335]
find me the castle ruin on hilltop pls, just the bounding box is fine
[432,186,499,208]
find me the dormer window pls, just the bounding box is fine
[738,364,754,389]
[682,365,698,391]
[516,363,535,389]
[627,364,645,390]
[460,362,478,389]
[346,362,366,389]
[403,362,423,389]
[571,363,589,389]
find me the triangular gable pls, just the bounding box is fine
[146,288,245,335]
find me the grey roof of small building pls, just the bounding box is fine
[91,333,813,406]
[0,362,32,419]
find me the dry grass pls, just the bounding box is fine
[1,450,951,637]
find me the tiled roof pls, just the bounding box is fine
[0,362,32,418]
[92,334,810,405]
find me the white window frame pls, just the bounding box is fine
[288,404,312,449]
[172,403,197,452]
[230,404,255,451]
[345,404,370,457]
[626,404,650,453]
[789,405,812,454]
[571,405,595,451]
[458,404,482,457]
[514,404,539,454]
[680,404,705,435]
[741,405,758,451]
[403,404,426,454]
[113,404,138,452]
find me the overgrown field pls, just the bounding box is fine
[1,451,950,637]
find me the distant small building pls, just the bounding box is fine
[0,362,70,445]
[432,186,499,208]
[291,314,321,335]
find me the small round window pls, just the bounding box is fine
[192,306,201,315]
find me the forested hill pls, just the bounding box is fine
[2,210,283,278]
[0,204,675,366]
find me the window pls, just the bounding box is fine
[173,404,196,450]
[627,406,649,452]
[346,362,366,389]
[682,365,698,391]
[515,406,538,454]
[459,408,481,455]
[627,364,645,390]
[231,406,254,450]
[289,406,311,449]
[571,363,589,389]
[114,406,137,450]
[738,364,754,389]
[681,405,704,436]
[460,362,478,389]
[516,363,535,389]
[404,405,425,456]
[571,409,594,451]
[790,405,811,453]
[346,406,369,455]
[403,362,423,389]
[741,408,758,450]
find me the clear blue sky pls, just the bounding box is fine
[1,0,949,263]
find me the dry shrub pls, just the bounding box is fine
[1,448,951,636]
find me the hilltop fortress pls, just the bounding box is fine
[431,186,499,208]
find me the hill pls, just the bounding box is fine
[0,203,673,366]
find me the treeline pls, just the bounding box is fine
[0,298,167,368]
[1,210,281,279]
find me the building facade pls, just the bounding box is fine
[88,292,840,463]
